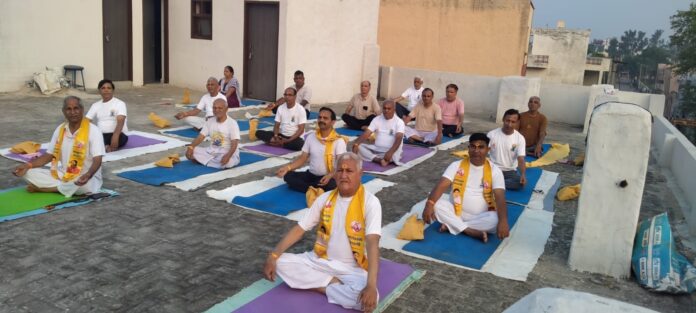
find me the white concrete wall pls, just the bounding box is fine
[539,82,590,125]
[0,0,104,92]
[527,28,590,85]
[495,76,540,123]
[282,0,379,103]
[652,116,696,236]
[168,1,245,92]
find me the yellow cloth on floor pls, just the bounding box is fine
[154,154,181,168]
[305,186,324,208]
[556,184,581,201]
[182,89,191,104]
[148,112,171,128]
[249,119,258,141]
[258,109,273,118]
[451,150,469,159]
[397,214,425,240]
[10,141,41,154]
[573,153,585,166]
[526,143,570,168]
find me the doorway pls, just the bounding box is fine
[103,0,132,81]
[143,0,163,83]
[243,2,279,101]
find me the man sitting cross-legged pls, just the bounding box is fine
[185,99,241,168]
[352,100,405,167]
[254,87,307,151]
[264,152,381,312]
[174,77,227,130]
[341,80,381,131]
[488,109,526,190]
[422,133,510,242]
[403,88,443,146]
[276,107,347,192]
[12,96,105,197]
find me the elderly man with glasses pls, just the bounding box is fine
[254,87,307,151]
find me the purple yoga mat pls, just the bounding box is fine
[5,134,166,162]
[362,144,432,172]
[234,259,415,313]
[243,143,297,156]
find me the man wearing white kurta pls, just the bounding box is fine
[276,107,346,192]
[12,96,105,197]
[255,87,307,151]
[352,100,405,167]
[174,77,227,130]
[185,99,241,169]
[422,133,510,242]
[391,76,424,118]
[264,153,381,312]
[487,108,527,190]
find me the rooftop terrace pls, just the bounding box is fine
[0,85,694,312]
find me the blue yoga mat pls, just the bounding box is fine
[162,127,200,139]
[241,99,265,106]
[524,144,551,162]
[335,127,364,137]
[402,204,525,269]
[505,167,543,205]
[117,152,267,186]
[232,175,375,216]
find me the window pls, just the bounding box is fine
[191,0,212,39]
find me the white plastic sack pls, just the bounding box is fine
[33,66,64,94]
[503,288,658,313]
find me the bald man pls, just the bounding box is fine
[174,77,227,130]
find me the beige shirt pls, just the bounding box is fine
[409,102,442,132]
[349,94,381,120]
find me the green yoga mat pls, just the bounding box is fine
[0,187,76,217]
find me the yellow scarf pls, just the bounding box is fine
[316,128,348,173]
[314,185,368,270]
[51,119,90,182]
[452,157,495,216]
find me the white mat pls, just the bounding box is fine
[436,134,470,151]
[113,155,288,191]
[1,130,188,163]
[206,175,396,221]
[503,288,658,313]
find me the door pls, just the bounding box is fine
[103,0,132,81]
[244,2,279,101]
[143,0,162,83]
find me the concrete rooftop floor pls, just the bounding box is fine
[0,84,695,313]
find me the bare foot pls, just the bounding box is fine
[438,224,449,233]
[380,159,389,167]
[26,184,39,193]
[463,228,488,243]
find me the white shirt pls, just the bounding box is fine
[86,97,128,133]
[47,122,106,181]
[487,128,526,171]
[200,116,241,157]
[299,190,382,267]
[401,86,424,111]
[368,115,406,151]
[302,131,348,176]
[442,160,505,217]
[292,84,312,111]
[196,93,227,118]
[275,103,308,137]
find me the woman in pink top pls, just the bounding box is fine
[437,84,465,137]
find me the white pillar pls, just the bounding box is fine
[569,102,652,279]
[582,84,618,134]
[496,76,541,123]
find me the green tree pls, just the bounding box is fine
[678,81,696,118]
[670,3,696,75]
[607,38,620,58]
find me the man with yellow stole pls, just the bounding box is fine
[276,107,346,192]
[422,133,510,242]
[264,152,381,312]
[12,96,105,197]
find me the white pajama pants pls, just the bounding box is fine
[404,127,438,143]
[183,116,206,129]
[276,252,377,311]
[22,168,101,197]
[192,147,239,169]
[357,144,402,165]
[433,199,498,235]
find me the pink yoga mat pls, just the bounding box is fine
[362,144,432,172]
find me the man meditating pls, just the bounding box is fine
[403,88,443,146]
[266,70,312,119]
[185,99,241,168]
[264,152,381,312]
[86,79,129,151]
[254,87,307,151]
[174,77,227,130]
[352,100,405,167]
[276,107,346,192]
[518,96,548,157]
[437,84,465,137]
[422,133,509,242]
[341,80,381,130]
[488,109,527,190]
[12,96,105,197]
[391,76,424,118]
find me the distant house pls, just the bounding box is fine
[0,0,380,103]
[377,0,534,77]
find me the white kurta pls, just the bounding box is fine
[358,115,405,164]
[404,127,439,143]
[192,116,241,168]
[184,93,227,129]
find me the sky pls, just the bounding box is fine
[532,0,692,40]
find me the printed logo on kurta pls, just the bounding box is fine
[350,221,362,233]
[110,109,116,117]
[511,144,517,152]
[389,129,394,136]
[211,132,225,147]
[76,141,85,149]
[481,181,491,189]
[456,168,465,176]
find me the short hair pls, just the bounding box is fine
[334,152,363,171]
[294,70,304,77]
[413,76,423,82]
[422,88,434,96]
[446,84,458,92]
[382,99,395,108]
[469,132,490,145]
[503,109,521,120]
[225,65,234,73]
[213,98,227,107]
[285,87,297,96]
[361,80,371,87]
[319,107,337,120]
[207,77,219,84]
[63,95,83,110]
[98,79,114,90]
